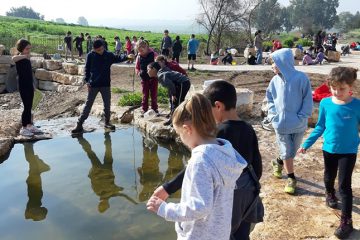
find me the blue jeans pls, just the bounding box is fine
[256,48,263,64]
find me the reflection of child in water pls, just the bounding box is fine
[77,132,136,213]
[24,142,50,221]
[137,137,163,202]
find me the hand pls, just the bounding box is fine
[171,96,177,103]
[146,196,164,213]
[152,186,169,201]
[297,147,307,154]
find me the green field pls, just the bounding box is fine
[0,16,207,55]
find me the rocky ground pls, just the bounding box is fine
[0,67,360,239]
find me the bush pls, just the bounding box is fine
[283,38,294,48]
[157,86,169,104]
[112,87,130,94]
[263,41,273,49]
[295,38,313,47]
[118,92,142,106]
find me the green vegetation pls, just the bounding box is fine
[111,88,130,94]
[118,86,169,107]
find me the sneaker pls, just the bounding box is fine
[326,192,338,209]
[284,178,297,195]
[27,125,43,135]
[334,217,353,239]
[140,110,146,118]
[261,118,274,131]
[272,158,283,179]
[104,122,116,131]
[71,124,83,134]
[20,128,34,137]
[154,109,160,117]
[163,119,172,126]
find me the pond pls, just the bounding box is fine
[0,127,189,240]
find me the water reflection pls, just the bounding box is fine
[76,132,137,213]
[24,142,50,221]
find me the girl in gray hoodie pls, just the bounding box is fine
[147,93,247,240]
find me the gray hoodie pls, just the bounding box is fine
[157,139,247,240]
[157,67,190,96]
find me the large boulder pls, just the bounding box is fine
[44,60,63,71]
[5,65,18,93]
[326,50,341,62]
[292,48,302,60]
[57,85,82,93]
[0,74,5,84]
[0,45,5,56]
[0,64,10,74]
[0,84,5,93]
[51,72,83,85]
[244,47,256,58]
[35,68,53,81]
[30,58,44,68]
[78,65,85,75]
[0,138,14,158]
[38,80,60,91]
[62,63,78,75]
[236,88,254,116]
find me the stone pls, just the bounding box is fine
[326,50,341,62]
[0,84,5,93]
[10,47,18,56]
[30,57,44,68]
[78,65,85,75]
[0,74,5,84]
[244,47,256,58]
[148,122,177,140]
[308,102,319,127]
[44,60,63,71]
[0,45,5,56]
[5,65,18,93]
[35,68,53,81]
[62,63,79,75]
[52,72,83,85]
[57,85,81,93]
[0,55,12,64]
[0,64,10,74]
[38,80,59,91]
[0,138,14,158]
[235,88,254,116]
[292,48,302,60]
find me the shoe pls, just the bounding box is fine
[140,110,146,118]
[163,119,172,126]
[284,178,297,195]
[71,123,83,134]
[272,158,283,179]
[20,128,34,137]
[27,125,43,135]
[191,67,196,70]
[261,118,274,131]
[325,192,338,209]
[334,216,353,239]
[154,109,160,117]
[104,122,116,131]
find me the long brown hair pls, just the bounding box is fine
[172,93,217,139]
[16,38,31,52]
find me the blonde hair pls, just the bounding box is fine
[136,40,149,49]
[155,55,167,63]
[328,67,358,87]
[172,93,217,139]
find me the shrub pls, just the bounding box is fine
[118,92,142,106]
[295,38,313,47]
[263,41,273,49]
[283,37,294,48]
[157,86,169,104]
[112,87,130,94]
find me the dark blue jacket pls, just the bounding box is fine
[84,51,127,87]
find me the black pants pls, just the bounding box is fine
[323,151,357,217]
[78,87,111,125]
[172,52,180,63]
[19,86,34,127]
[161,49,170,57]
[76,45,83,57]
[170,81,191,112]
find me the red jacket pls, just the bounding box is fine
[166,61,187,76]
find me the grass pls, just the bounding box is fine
[118,86,169,106]
[111,87,130,94]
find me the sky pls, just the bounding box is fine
[0,0,357,27]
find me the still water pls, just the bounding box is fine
[0,127,189,240]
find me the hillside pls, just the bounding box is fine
[0,16,206,54]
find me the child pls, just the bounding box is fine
[155,55,187,76]
[298,67,360,239]
[146,93,248,240]
[151,81,264,240]
[114,36,122,55]
[73,33,84,57]
[222,51,233,65]
[267,48,313,194]
[135,40,159,116]
[172,35,183,63]
[12,39,42,137]
[85,34,93,54]
[64,31,74,60]
[131,36,138,55]
[147,62,190,125]
[125,36,132,55]
[302,51,315,65]
[187,34,199,70]
[161,29,172,57]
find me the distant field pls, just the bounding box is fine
[0,16,207,55]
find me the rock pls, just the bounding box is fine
[0,74,5,84]
[10,47,18,56]
[236,88,254,116]
[51,72,83,86]
[35,68,53,81]
[5,65,18,93]
[148,122,177,140]
[62,63,78,75]
[292,48,302,60]
[0,55,12,64]
[38,80,60,91]
[0,45,5,56]
[78,65,85,75]
[0,64,10,74]
[244,47,256,58]
[44,60,63,71]
[308,101,319,127]
[0,138,14,158]
[14,133,52,143]
[0,84,5,93]
[327,50,341,62]
[30,57,44,68]
[57,85,82,93]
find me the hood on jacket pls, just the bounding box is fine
[271,48,295,82]
[192,138,247,187]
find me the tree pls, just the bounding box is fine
[55,18,66,24]
[6,6,44,20]
[254,0,283,35]
[77,16,89,26]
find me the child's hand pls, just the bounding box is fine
[297,147,307,154]
[146,196,164,213]
[152,186,169,201]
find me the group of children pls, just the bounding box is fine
[12,36,359,239]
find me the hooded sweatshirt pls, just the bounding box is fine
[266,48,313,134]
[157,138,247,240]
[157,67,190,96]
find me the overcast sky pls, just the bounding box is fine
[0,0,356,26]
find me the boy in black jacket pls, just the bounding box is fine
[71,40,128,134]
[151,80,263,240]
